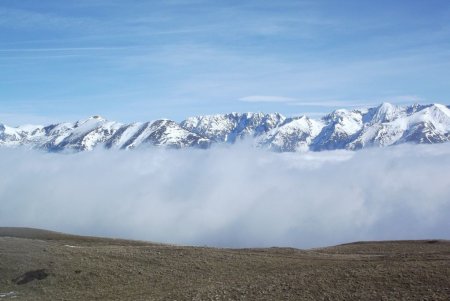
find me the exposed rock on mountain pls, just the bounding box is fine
[1,103,449,152]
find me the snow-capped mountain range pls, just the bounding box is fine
[1,103,449,152]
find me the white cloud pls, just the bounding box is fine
[288,100,375,107]
[239,95,296,103]
[0,7,95,31]
[380,95,424,104]
[0,47,133,52]
[0,112,61,127]
[289,112,328,118]
[287,95,427,109]
[0,144,449,248]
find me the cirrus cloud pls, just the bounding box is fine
[238,95,296,103]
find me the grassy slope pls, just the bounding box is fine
[0,227,449,300]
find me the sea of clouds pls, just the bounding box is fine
[1,143,449,248]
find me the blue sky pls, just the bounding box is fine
[1,0,450,125]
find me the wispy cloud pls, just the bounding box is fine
[287,95,427,109]
[0,7,96,31]
[0,47,135,52]
[239,95,296,103]
[1,1,449,121]
[288,101,375,108]
[0,112,69,126]
[290,111,328,118]
[380,95,425,104]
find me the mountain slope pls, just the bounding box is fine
[257,116,324,152]
[180,112,285,143]
[1,103,449,152]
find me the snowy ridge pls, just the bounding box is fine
[1,103,449,152]
[180,112,285,143]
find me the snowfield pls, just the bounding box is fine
[1,103,449,152]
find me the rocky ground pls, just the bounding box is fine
[0,227,449,300]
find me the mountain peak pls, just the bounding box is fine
[371,102,401,123]
[0,103,449,152]
[89,115,106,121]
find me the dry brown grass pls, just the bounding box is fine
[1,227,449,300]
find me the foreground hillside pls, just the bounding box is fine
[0,228,449,300]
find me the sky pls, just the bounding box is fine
[1,143,450,248]
[1,0,450,125]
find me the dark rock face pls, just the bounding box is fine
[13,269,49,285]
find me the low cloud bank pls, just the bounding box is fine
[1,144,450,248]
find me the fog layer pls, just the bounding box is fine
[1,144,449,248]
